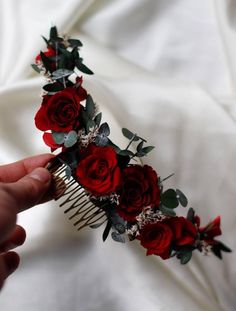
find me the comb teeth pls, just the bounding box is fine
[48,158,107,231]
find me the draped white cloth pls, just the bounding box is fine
[0,0,235,310]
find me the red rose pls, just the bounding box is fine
[116,165,160,221]
[76,144,120,196]
[199,216,221,244]
[138,222,173,259]
[138,217,197,259]
[167,217,197,246]
[35,87,85,132]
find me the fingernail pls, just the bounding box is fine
[4,252,20,273]
[29,167,51,184]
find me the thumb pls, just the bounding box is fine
[0,167,52,213]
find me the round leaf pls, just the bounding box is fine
[111,232,125,243]
[180,251,192,265]
[64,131,78,148]
[122,128,139,141]
[176,189,188,207]
[52,132,66,144]
[94,112,102,126]
[159,204,176,216]
[86,95,95,118]
[99,123,110,136]
[161,189,179,209]
[52,69,74,79]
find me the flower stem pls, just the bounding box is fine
[125,133,137,150]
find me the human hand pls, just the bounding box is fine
[0,154,54,290]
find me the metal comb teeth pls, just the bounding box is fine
[47,157,107,231]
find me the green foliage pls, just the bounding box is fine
[50,26,58,40]
[159,204,176,216]
[111,232,125,243]
[40,51,53,72]
[43,82,64,93]
[52,69,73,79]
[176,189,188,207]
[211,241,232,259]
[107,139,121,153]
[31,64,41,73]
[94,112,102,127]
[136,145,155,157]
[103,220,112,242]
[85,95,95,118]
[187,207,195,223]
[122,128,139,141]
[52,131,77,148]
[68,38,83,47]
[118,150,135,157]
[161,189,179,209]
[121,127,154,159]
[52,132,65,144]
[94,122,110,146]
[75,59,93,75]
[180,251,192,264]
[37,26,93,77]
[64,131,78,148]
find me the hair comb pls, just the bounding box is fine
[33,26,231,264]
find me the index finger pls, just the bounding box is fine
[0,154,54,183]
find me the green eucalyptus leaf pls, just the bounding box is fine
[86,95,95,118]
[111,232,125,243]
[72,47,80,60]
[68,38,83,47]
[159,204,176,216]
[137,141,144,152]
[81,109,89,124]
[95,135,108,147]
[122,128,139,141]
[86,120,95,132]
[99,123,110,136]
[180,251,192,265]
[50,26,58,40]
[176,189,188,207]
[94,112,102,126]
[118,150,135,157]
[75,60,93,75]
[215,241,232,253]
[58,54,66,69]
[52,132,66,144]
[40,51,53,72]
[31,64,41,73]
[187,207,195,223]
[52,69,73,79]
[114,223,126,234]
[107,139,121,152]
[136,151,146,157]
[43,82,64,92]
[42,36,49,45]
[102,220,112,242]
[64,131,78,148]
[59,47,73,59]
[141,146,155,154]
[161,189,179,209]
[211,247,222,259]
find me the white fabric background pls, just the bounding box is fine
[0,0,235,310]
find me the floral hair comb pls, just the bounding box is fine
[32,26,231,264]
